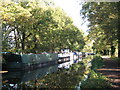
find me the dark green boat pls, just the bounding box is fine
[2,52,59,71]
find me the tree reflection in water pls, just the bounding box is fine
[20,61,86,89]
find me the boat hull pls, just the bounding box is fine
[2,53,59,71]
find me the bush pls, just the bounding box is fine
[111,57,120,62]
[91,56,104,70]
[81,70,111,88]
[80,56,112,89]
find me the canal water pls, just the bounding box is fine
[2,57,92,89]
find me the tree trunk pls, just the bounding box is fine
[110,45,115,57]
[118,2,120,58]
[21,32,25,54]
[14,30,18,49]
[118,27,120,57]
[118,40,120,58]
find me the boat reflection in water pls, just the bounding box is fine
[2,57,88,89]
[2,65,58,86]
[58,58,82,69]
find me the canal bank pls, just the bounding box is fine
[80,56,113,89]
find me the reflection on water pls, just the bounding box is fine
[58,58,82,69]
[3,65,58,83]
[2,57,92,89]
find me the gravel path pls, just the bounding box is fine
[97,58,120,88]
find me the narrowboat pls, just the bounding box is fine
[2,52,59,71]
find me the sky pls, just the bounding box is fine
[53,0,89,35]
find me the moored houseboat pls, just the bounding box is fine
[2,52,59,71]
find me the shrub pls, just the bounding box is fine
[91,56,104,70]
[111,57,120,62]
[81,70,111,88]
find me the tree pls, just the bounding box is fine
[1,1,34,53]
[81,2,119,57]
[1,0,85,53]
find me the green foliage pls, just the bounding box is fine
[82,35,94,52]
[81,2,119,57]
[81,56,112,88]
[1,0,85,53]
[111,57,120,62]
[91,56,104,70]
[81,70,111,88]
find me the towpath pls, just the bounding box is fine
[97,58,120,88]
